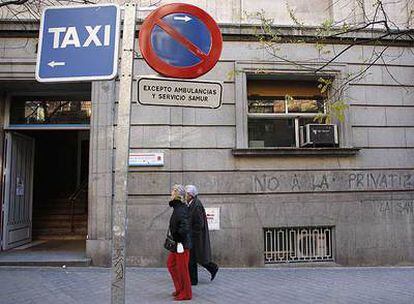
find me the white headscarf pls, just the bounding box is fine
[185,185,198,198]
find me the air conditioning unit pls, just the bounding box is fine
[300,124,338,147]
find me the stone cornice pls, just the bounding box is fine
[0,20,412,46]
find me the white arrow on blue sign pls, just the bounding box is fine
[36,4,120,82]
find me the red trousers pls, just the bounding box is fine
[167,249,192,300]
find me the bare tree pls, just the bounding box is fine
[0,0,165,19]
[0,0,29,8]
[0,0,104,20]
[250,0,413,122]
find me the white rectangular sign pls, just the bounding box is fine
[129,152,164,167]
[138,77,223,109]
[206,207,220,230]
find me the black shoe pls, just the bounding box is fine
[191,282,198,286]
[210,266,219,281]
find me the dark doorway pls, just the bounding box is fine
[21,130,89,240]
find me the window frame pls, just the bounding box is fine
[248,93,327,148]
[235,62,353,151]
[5,93,91,130]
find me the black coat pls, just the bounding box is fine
[188,197,211,264]
[169,199,192,249]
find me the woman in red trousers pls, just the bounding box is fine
[167,184,192,301]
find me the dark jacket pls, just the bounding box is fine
[169,199,192,249]
[188,197,211,264]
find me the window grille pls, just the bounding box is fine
[264,226,334,264]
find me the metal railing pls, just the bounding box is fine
[68,179,88,233]
[264,226,334,264]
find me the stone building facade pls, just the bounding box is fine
[0,0,413,266]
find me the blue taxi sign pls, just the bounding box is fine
[36,4,120,82]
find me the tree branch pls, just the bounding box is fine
[0,0,29,8]
[314,32,392,73]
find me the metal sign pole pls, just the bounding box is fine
[111,3,136,304]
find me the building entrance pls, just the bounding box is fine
[1,130,89,251]
[32,130,88,240]
[0,82,92,264]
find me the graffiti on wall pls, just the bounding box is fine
[361,200,414,219]
[252,171,414,193]
[377,201,414,216]
[348,173,414,190]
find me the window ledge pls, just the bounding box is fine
[232,147,360,157]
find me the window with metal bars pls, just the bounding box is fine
[263,226,334,264]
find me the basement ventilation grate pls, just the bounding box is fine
[264,226,334,264]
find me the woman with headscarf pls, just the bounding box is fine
[167,184,192,301]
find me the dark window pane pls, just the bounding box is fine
[10,99,91,125]
[299,117,317,126]
[248,118,295,147]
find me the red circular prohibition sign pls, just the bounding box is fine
[139,3,223,79]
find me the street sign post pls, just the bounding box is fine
[36,4,120,82]
[108,3,222,304]
[111,4,136,304]
[138,76,223,108]
[138,3,222,79]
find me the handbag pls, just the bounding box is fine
[164,229,177,252]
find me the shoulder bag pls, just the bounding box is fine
[164,228,177,252]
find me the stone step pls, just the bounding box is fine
[32,222,87,229]
[36,202,87,209]
[33,214,87,221]
[33,227,87,236]
[33,216,87,228]
[0,258,91,267]
[35,199,87,209]
[34,210,87,215]
[35,234,87,240]
[35,201,87,208]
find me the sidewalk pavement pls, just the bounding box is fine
[0,266,413,304]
